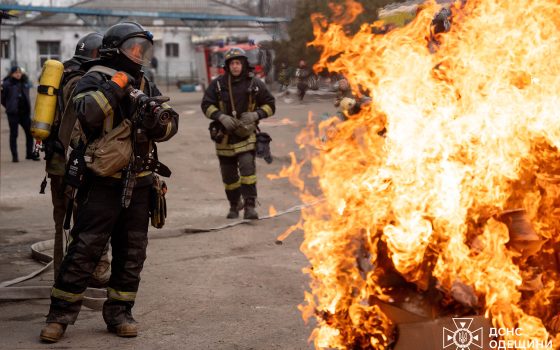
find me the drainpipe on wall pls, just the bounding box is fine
[12,24,17,66]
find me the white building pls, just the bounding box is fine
[1,0,281,84]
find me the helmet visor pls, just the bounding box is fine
[120,37,153,66]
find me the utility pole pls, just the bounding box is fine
[12,25,17,65]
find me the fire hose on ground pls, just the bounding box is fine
[0,239,107,309]
[0,201,316,305]
[181,200,321,240]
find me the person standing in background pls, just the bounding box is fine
[1,66,38,162]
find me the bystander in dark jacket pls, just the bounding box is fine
[1,66,38,162]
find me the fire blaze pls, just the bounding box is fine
[284,0,560,348]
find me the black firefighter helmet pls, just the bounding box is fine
[100,21,154,66]
[74,32,103,60]
[223,47,250,71]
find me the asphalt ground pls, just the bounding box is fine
[0,86,336,349]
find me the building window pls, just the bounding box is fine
[1,40,9,59]
[37,41,60,67]
[165,43,179,57]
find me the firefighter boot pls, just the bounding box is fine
[243,198,259,220]
[40,322,67,343]
[227,201,244,219]
[227,201,240,219]
[107,322,138,338]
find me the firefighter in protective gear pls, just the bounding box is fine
[277,62,290,92]
[41,32,105,282]
[40,21,179,343]
[295,59,311,101]
[201,47,275,220]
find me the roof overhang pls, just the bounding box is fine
[0,4,289,24]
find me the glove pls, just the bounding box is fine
[235,111,259,137]
[234,123,257,138]
[111,71,134,90]
[218,114,240,133]
[240,111,259,124]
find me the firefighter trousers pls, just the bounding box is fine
[218,150,257,204]
[49,174,112,283]
[46,175,151,326]
[49,174,67,278]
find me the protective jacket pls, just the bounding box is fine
[73,63,178,178]
[1,76,31,116]
[201,73,275,156]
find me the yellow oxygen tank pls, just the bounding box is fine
[31,59,64,140]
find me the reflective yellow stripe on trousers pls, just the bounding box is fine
[240,175,257,185]
[224,180,241,190]
[107,287,137,302]
[51,287,84,303]
[216,134,256,157]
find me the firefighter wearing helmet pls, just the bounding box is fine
[40,21,179,343]
[40,32,106,285]
[201,47,276,219]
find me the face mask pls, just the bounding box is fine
[114,54,143,80]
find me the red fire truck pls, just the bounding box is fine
[195,40,273,89]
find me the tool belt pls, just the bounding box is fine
[141,157,171,177]
[150,174,167,229]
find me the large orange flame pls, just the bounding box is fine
[284,0,560,348]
